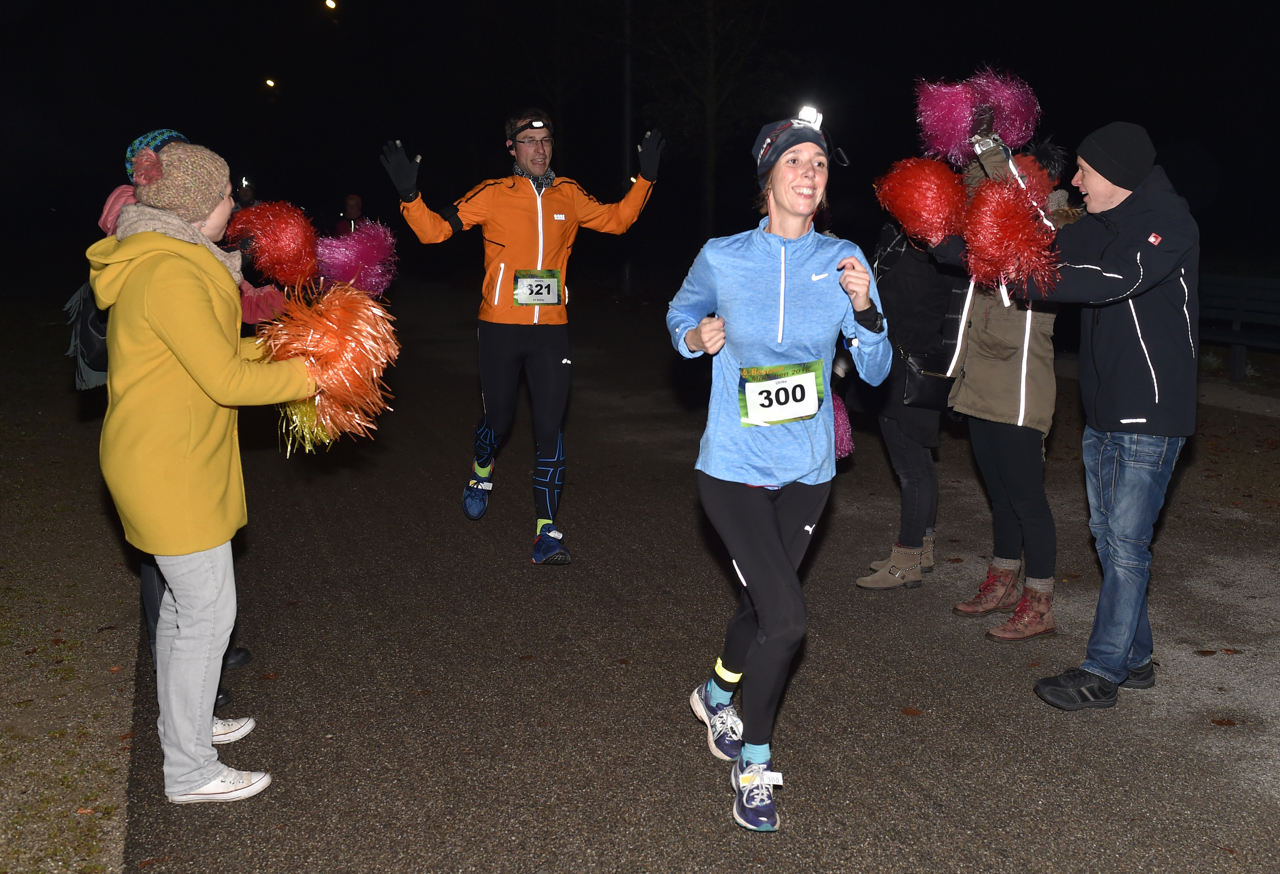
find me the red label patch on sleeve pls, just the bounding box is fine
[1148,233,1162,246]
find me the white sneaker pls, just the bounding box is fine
[211,716,256,745]
[168,767,272,804]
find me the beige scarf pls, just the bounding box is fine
[116,203,243,285]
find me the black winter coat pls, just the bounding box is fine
[845,223,965,447]
[1049,167,1199,437]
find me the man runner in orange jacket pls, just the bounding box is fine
[382,109,663,564]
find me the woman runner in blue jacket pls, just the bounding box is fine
[667,107,891,831]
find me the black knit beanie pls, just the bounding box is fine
[1077,122,1156,191]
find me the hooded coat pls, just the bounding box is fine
[88,227,312,555]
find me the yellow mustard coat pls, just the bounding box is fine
[87,232,312,555]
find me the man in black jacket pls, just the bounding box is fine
[1031,122,1199,710]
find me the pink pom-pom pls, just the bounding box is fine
[132,149,163,186]
[970,69,1041,151]
[226,202,318,286]
[315,221,398,297]
[963,179,1058,293]
[916,80,981,167]
[875,158,968,246]
[833,393,854,459]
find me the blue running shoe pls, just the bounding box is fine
[531,523,571,565]
[462,468,492,520]
[731,758,782,832]
[689,682,743,762]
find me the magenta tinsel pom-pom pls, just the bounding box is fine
[917,69,1041,167]
[916,80,981,167]
[876,158,968,246]
[963,179,1058,293]
[315,221,399,297]
[226,202,318,287]
[833,393,854,459]
[970,69,1040,152]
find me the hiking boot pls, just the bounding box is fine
[1034,667,1117,711]
[531,523,571,565]
[952,563,1021,617]
[731,758,783,832]
[462,466,493,521]
[986,589,1056,642]
[857,544,923,590]
[1120,661,1155,690]
[689,682,743,762]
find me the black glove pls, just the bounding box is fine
[636,128,665,182]
[381,140,421,202]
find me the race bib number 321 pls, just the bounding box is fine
[513,269,561,306]
[738,360,824,426]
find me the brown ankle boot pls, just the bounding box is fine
[952,563,1021,617]
[986,588,1056,642]
[857,544,923,590]
[870,536,934,574]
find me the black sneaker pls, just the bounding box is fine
[1034,667,1117,711]
[1119,661,1155,690]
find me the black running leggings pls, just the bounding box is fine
[967,416,1056,579]
[474,321,571,522]
[697,472,831,746]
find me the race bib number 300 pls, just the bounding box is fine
[513,269,561,306]
[738,360,824,426]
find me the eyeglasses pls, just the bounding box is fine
[514,137,554,148]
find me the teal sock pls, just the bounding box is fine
[741,742,771,765]
[706,680,732,709]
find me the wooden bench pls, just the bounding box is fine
[1199,274,1280,382]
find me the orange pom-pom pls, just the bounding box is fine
[963,179,1058,293]
[132,149,163,186]
[226,201,317,286]
[875,158,967,246]
[258,284,400,451]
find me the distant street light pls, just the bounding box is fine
[266,79,275,87]
[326,0,336,7]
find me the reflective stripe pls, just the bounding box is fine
[715,657,743,684]
[493,262,505,306]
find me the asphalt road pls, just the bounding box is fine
[119,275,1280,873]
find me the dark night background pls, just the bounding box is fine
[2,1,1269,294]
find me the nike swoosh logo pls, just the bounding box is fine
[811,273,828,281]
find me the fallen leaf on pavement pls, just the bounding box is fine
[76,807,94,815]
[109,666,122,674]
[260,672,279,681]
[1195,650,1217,656]
[119,732,135,741]
[1212,718,1236,727]
[901,707,923,717]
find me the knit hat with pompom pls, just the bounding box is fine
[133,142,228,223]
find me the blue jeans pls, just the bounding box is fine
[1080,427,1185,684]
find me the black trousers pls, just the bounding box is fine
[878,414,938,548]
[967,416,1056,579]
[697,472,830,746]
[474,321,571,522]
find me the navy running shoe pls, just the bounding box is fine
[731,757,782,832]
[531,523,571,565]
[463,467,493,521]
[689,682,743,762]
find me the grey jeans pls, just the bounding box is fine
[154,541,236,795]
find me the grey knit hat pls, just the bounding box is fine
[133,142,229,223]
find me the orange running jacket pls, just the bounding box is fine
[400,174,654,325]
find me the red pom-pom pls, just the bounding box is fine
[132,149,163,186]
[875,158,968,246]
[226,201,317,286]
[963,179,1058,293]
[1012,155,1055,208]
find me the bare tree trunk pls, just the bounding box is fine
[701,0,717,240]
